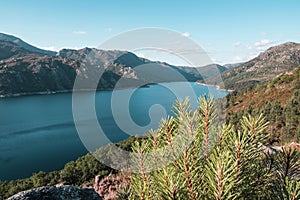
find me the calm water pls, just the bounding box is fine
[0,82,228,180]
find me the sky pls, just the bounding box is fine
[1,0,300,65]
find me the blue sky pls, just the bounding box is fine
[1,0,300,65]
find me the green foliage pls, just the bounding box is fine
[128,97,300,200]
[59,153,111,185]
[264,148,300,200]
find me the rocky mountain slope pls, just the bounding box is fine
[0,44,79,96]
[207,42,300,91]
[0,33,56,56]
[0,40,33,60]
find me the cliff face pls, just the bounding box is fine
[7,185,102,200]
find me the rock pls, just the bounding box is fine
[7,185,102,200]
[94,174,130,200]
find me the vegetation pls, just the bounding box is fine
[127,97,300,199]
[226,66,300,143]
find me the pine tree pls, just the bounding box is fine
[127,97,300,199]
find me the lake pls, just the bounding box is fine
[0,82,228,180]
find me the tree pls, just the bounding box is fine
[127,97,297,199]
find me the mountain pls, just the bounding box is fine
[0,44,203,97]
[0,33,56,56]
[0,33,234,97]
[207,42,300,91]
[0,33,240,97]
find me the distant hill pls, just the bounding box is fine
[0,33,56,56]
[207,42,300,91]
[177,64,228,80]
[223,62,243,69]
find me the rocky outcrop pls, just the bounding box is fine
[7,185,102,200]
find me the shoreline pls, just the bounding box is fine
[195,81,234,92]
[0,81,234,99]
[0,85,150,99]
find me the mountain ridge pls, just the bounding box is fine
[0,34,233,97]
[3,33,299,97]
[206,42,300,91]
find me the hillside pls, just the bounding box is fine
[207,42,300,91]
[225,66,300,143]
